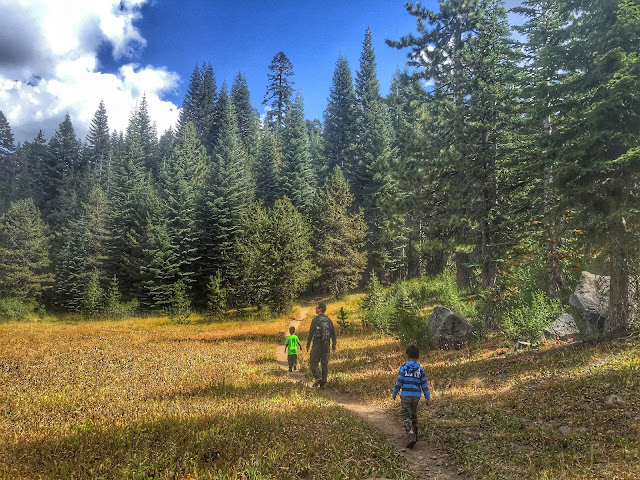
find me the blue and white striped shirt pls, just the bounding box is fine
[392,360,430,399]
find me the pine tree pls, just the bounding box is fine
[231,72,260,166]
[355,27,381,109]
[198,63,218,153]
[197,95,253,302]
[255,128,280,207]
[206,270,227,318]
[86,100,111,187]
[178,64,202,133]
[263,51,295,133]
[323,55,358,175]
[54,215,90,311]
[306,119,326,180]
[107,122,149,300]
[512,0,572,299]
[0,111,16,212]
[14,132,47,209]
[127,95,158,176]
[162,122,207,289]
[555,0,640,333]
[0,198,52,301]
[238,197,314,313]
[312,167,367,297]
[389,0,521,289]
[139,188,178,309]
[178,63,217,153]
[279,92,316,215]
[42,113,81,224]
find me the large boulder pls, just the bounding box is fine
[544,313,581,341]
[428,305,472,349]
[569,272,609,333]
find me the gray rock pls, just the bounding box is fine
[569,272,609,332]
[544,313,581,341]
[558,426,572,435]
[428,305,472,349]
[605,394,622,405]
[514,340,532,351]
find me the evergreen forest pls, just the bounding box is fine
[1,0,640,337]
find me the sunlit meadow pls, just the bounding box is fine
[0,312,414,480]
[324,295,640,480]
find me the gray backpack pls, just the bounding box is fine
[315,315,332,346]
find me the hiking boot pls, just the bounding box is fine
[312,379,323,387]
[406,430,416,449]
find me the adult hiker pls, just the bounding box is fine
[306,302,337,388]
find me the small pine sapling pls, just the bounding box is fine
[337,307,350,333]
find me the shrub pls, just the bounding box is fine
[0,297,37,321]
[500,290,562,342]
[206,271,227,320]
[82,273,104,319]
[388,287,433,350]
[168,280,191,324]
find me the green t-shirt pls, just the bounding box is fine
[285,334,300,355]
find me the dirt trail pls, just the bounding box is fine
[275,306,468,480]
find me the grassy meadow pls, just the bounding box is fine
[323,296,640,480]
[0,311,413,480]
[1,296,639,479]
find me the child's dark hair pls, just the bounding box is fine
[317,302,326,313]
[406,345,420,359]
[289,326,296,334]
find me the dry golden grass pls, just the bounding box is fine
[316,295,640,480]
[0,313,414,480]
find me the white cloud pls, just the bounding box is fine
[0,0,180,143]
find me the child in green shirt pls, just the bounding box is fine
[285,326,302,372]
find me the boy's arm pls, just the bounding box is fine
[392,367,404,399]
[421,369,431,401]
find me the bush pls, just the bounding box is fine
[500,290,562,342]
[388,288,433,350]
[168,280,191,324]
[0,298,37,321]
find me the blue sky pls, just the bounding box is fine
[109,0,421,121]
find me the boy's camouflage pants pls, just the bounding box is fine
[401,396,419,433]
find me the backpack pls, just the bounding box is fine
[315,315,332,346]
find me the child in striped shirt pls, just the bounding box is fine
[392,345,430,448]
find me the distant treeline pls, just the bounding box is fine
[1,0,639,333]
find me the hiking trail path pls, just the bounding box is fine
[275,305,470,480]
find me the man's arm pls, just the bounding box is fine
[330,319,337,349]
[306,317,317,350]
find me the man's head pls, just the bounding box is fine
[406,345,420,360]
[316,302,327,314]
[289,326,296,334]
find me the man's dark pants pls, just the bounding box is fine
[309,342,330,384]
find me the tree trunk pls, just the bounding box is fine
[607,217,630,334]
[456,251,472,290]
[608,269,629,334]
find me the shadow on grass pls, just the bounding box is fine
[2,395,395,479]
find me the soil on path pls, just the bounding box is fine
[275,307,469,480]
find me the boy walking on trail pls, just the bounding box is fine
[392,345,430,449]
[285,326,302,372]
[306,302,336,388]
